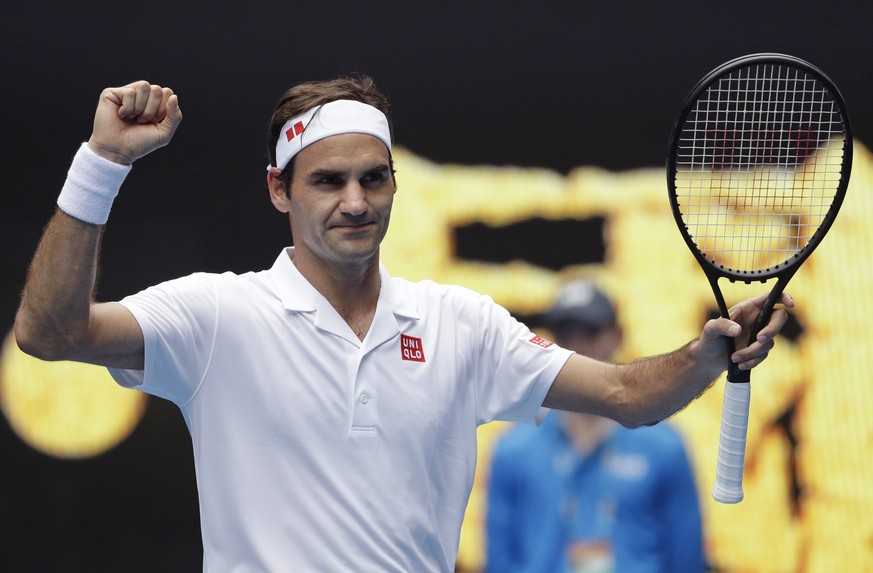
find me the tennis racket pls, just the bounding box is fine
[666,53,852,504]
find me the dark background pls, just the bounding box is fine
[2,1,872,570]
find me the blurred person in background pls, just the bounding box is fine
[486,280,706,572]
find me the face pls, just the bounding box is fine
[268,133,395,271]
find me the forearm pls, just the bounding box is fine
[545,339,725,428]
[15,210,105,360]
[614,338,724,426]
[545,296,790,426]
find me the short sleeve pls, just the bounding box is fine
[107,273,219,406]
[473,295,573,426]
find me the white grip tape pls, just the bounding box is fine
[712,381,751,504]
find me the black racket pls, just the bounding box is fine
[667,53,852,503]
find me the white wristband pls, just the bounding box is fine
[57,142,132,225]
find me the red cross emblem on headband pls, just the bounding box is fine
[285,121,305,142]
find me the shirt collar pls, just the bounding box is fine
[268,247,420,320]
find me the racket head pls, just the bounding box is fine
[667,53,852,284]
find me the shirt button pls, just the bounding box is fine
[360,394,369,404]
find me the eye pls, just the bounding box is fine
[361,167,390,187]
[316,174,344,186]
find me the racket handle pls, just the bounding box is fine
[712,381,751,504]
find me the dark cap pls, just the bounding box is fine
[544,280,617,331]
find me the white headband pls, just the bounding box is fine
[273,99,392,171]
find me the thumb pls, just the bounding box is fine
[160,94,183,138]
[698,317,740,358]
[712,317,741,340]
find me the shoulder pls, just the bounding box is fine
[393,277,490,303]
[136,268,247,290]
[390,276,509,320]
[181,267,279,294]
[124,271,219,302]
[123,268,273,311]
[217,267,275,292]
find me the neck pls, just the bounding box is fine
[289,250,382,340]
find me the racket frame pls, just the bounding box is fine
[665,53,852,501]
[667,53,852,378]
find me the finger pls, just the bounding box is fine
[735,335,776,358]
[735,353,767,370]
[755,307,790,343]
[113,81,148,119]
[137,84,167,124]
[726,292,774,321]
[155,87,174,121]
[743,292,795,342]
[131,81,151,117]
[159,93,183,138]
[116,87,137,119]
[729,291,796,318]
[724,292,795,370]
[102,87,124,107]
[732,337,776,368]
[727,293,769,317]
[735,343,775,369]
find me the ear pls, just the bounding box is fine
[267,167,291,213]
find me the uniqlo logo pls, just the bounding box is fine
[400,334,426,362]
[529,335,554,348]
[285,121,305,142]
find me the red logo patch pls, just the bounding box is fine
[401,334,426,362]
[529,335,554,348]
[285,121,305,142]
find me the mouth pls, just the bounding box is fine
[331,221,376,232]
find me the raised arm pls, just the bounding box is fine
[543,292,794,427]
[14,81,182,369]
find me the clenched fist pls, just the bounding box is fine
[88,81,183,165]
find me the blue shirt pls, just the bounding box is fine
[486,413,705,573]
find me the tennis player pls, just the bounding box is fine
[14,76,792,572]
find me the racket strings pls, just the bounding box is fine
[675,63,846,274]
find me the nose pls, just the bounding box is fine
[340,181,368,217]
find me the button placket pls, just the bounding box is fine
[349,352,376,432]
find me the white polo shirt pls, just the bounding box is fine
[109,248,572,572]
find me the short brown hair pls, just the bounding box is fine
[266,74,394,190]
